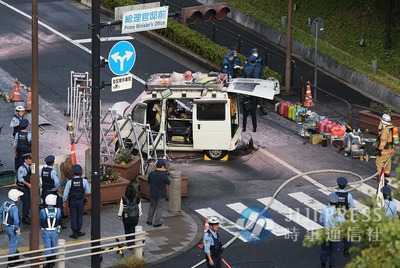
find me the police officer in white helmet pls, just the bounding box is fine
[203,216,223,268]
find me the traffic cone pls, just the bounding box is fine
[10,82,22,102]
[25,87,32,111]
[71,143,77,165]
[204,217,209,233]
[303,82,314,107]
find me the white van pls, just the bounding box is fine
[112,71,280,160]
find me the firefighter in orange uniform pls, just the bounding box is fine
[375,114,395,179]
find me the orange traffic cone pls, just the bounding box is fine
[25,87,32,111]
[204,217,209,233]
[71,143,77,165]
[303,82,314,107]
[10,81,22,102]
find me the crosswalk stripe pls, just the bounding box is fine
[356,183,400,208]
[287,192,325,213]
[226,202,291,237]
[257,197,323,231]
[195,208,260,242]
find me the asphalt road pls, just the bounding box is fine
[0,1,398,268]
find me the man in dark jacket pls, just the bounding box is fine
[146,159,171,227]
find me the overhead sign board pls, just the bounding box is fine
[111,73,133,92]
[122,6,169,34]
[108,41,136,76]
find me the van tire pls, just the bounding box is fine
[205,150,228,160]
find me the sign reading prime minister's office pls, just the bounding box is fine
[122,6,168,34]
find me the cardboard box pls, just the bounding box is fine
[310,134,323,144]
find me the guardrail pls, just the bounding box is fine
[0,226,145,268]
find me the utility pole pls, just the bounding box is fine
[285,0,293,95]
[91,0,101,266]
[30,0,40,266]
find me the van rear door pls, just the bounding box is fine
[226,78,280,100]
[192,99,231,150]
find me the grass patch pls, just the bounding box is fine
[114,254,147,268]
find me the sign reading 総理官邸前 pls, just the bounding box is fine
[122,6,169,34]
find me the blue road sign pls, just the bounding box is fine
[108,41,136,75]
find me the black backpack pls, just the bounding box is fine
[123,195,139,223]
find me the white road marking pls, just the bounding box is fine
[288,192,325,213]
[257,197,323,231]
[73,36,134,44]
[226,202,291,237]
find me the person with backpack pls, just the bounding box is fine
[335,177,354,257]
[118,182,142,247]
[375,114,397,179]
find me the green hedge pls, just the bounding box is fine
[100,0,281,82]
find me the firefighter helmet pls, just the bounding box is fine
[208,216,220,225]
[8,189,24,202]
[380,114,392,125]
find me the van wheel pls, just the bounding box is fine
[205,150,228,160]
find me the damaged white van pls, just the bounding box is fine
[111,71,280,160]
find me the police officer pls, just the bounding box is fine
[375,114,395,179]
[381,186,397,220]
[9,105,25,138]
[203,216,223,268]
[40,194,62,268]
[221,50,235,78]
[0,189,25,266]
[62,164,91,239]
[17,153,32,224]
[245,48,265,73]
[40,155,66,229]
[13,119,31,171]
[320,193,345,268]
[335,177,354,257]
[241,95,260,132]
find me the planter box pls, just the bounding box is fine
[138,174,188,200]
[104,156,141,181]
[358,110,400,134]
[63,177,130,216]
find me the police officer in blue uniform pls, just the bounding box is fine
[203,216,223,268]
[40,194,62,268]
[17,153,32,224]
[231,46,243,78]
[62,164,91,239]
[40,155,61,203]
[320,193,345,268]
[0,189,25,267]
[221,50,235,78]
[335,177,354,257]
[13,119,31,171]
[381,186,397,220]
[9,105,25,138]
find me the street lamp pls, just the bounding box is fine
[310,17,324,102]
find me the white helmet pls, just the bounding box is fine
[45,194,58,206]
[8,189,24,202]
[208,216,220,225]
[380,114,392,125]
[15,105,25,112]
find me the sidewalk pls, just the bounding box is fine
[0,67,202,267]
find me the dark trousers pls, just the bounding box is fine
[205,255,222,268]
[21,186,31,217]
[242,106,257,131]
[69,198,84,232]
[123,218,139,246]
[343,237,351,251]
[320,241,340,265]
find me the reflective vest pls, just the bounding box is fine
[16,131,31,153]
[40,207,59,230]
[69,177,84,200]
[41,167,55,191]
[2,202,15,226]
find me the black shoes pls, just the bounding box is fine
[242,128,246,132]
[77,231,85,237]
[253,129,256,132]
[69,233,79,239]
[153,223,162,228]
[22,216,31,224]
[146,221,152,225]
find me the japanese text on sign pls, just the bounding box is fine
[122,6,168,34]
